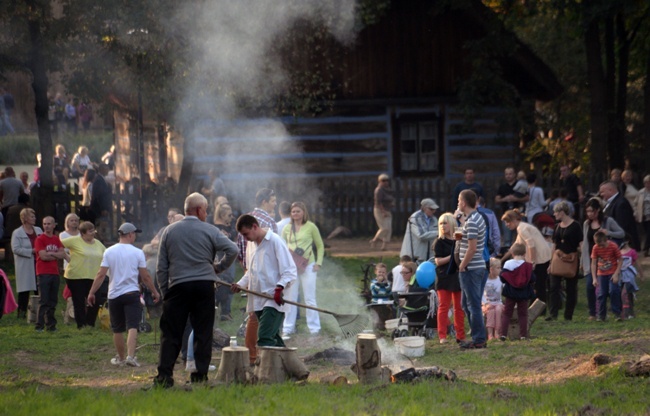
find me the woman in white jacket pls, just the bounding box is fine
[11,208,42,319]
[634,175,650,256]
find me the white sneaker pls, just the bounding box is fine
[208,365,216,371]
[111,356,125,366]
[185,360,197,372]
[125,356,141,367]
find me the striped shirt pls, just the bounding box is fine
[591,241,621,276]
[459,210,487,270]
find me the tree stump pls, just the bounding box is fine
[216,346,250,384]
[254,346,309,384]
[355,333,383,384]
[507,299,546,339]
[28,295,40,323]
[319,375,349,385]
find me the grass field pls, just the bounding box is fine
[1,252,649,415]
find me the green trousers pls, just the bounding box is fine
[255,307,286,347]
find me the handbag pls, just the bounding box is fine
[549,249,578,278]
[289,249,309,274]
[289,225,310,274]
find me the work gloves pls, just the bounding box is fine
[274,286,285,306]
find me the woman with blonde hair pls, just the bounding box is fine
[61,221,107,328]
[433,212,465,344]
[11,208,43,319]
[281,201,325,336]
[71,145,93,179]
[501,209,552,311]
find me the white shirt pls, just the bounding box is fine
[391,264,407,293]
[276,218,291,237]
[237,230,297,313]
[100,243,146,299]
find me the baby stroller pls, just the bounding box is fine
[391,289,438,340]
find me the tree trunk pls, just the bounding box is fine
[584,18,609,175]
[175,131,194,207]
[642,49,650,172]
[27,1,54,218]
[611,12,629,169]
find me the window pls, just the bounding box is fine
[396,117,441,174]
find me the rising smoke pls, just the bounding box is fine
[170,0,359,204]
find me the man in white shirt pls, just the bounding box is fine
[88,223,160,368]
[232,214,297,347]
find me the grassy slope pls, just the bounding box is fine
[0,253,649,415]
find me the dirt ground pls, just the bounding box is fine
[324,237,401,259]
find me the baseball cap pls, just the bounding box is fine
[421,198,439,210]
[118,222,142,235]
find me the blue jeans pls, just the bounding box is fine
[597,274,621,319]
[459,268,487,344]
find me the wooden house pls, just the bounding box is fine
[191,0,562,182]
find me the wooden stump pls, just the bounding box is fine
[28,295,40,324]
[355,334,383,384]
[507,299,546,339]
[319,375,349,385]
[254,346,309,384]
[216,347,250,384]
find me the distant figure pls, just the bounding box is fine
[452,168,484,206]
[11,208,42,319]
[78,101,93,131]
[370,173,394,251]
[71,146,93,179]
[65,98,78,135]
[19,172,30,195]
[1,87,15,135]
[600,180,640,250]
[34,216,68,332]
[0,167,26,217]
[559,165,584,217]
[276,200,291,236]
[524,173,546,221]
[400,198,439,263]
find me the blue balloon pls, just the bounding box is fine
[416,261,436,288]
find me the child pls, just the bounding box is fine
[483,258,504,340]
[619,237,641,319]
[513,170,528,198]
[499,243,536,340]
[591,231,623,321]
[370,263,392,303]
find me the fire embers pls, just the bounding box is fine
[390,366,457,383]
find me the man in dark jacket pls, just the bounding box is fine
[600,180,639,249]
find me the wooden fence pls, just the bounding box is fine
[27,171,609,244]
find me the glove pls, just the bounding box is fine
[274,286,285,306]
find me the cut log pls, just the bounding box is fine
[319,375,349,385]
[255,346,309,384]
[28,295,40,323]
[355,334,382,384]
[216,346,250,384]
[507,299,546,340]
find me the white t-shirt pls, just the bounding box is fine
[482,277,503,305]
[276,218,291,237]
[391,264,407,293]
[100,243,146,299]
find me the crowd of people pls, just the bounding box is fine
[368,165,646,349]
[0,161,647,386]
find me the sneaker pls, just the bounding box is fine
[596,317,604,322]
[439,338,448,344]
[627,315,634,320]
[544,316,556,321]
[111,356,125,366]
[499,335,507,342]
[208,365,216,371]
[615,317,623,322]
[459,341,487,349]
[125,356,141,367]
[220,315,233,322]
[520,337,528,341]
[185,360,197,372]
